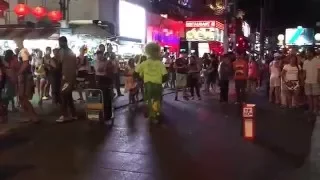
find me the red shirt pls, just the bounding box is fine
[233,59,248,80]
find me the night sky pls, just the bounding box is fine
[238,0,317,30]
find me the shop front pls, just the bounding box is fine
[146,12,184,57]
[184,20,224,56]
[0,24,60,55]
[62,20,116,58]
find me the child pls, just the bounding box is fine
[124,58,137,104]
[136,55,147,101]
[135,43,168,124]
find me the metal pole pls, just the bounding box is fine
[59,0,66,20]
[259,0,265,59]
[66,0,70,23]
[232,0,237,51]
[223,0,229,54]
[59,0,69,28]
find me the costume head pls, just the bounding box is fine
[145,42,161,60]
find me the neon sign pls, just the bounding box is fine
[147,27,179,45]
[185,21,224,30]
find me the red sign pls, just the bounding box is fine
[185,21,216,28]
[185,21,224,30]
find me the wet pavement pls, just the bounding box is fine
[0,88,174,136]
[0,92,316,180]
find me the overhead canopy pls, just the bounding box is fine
[70,24,114,38]
[0,25,59,40]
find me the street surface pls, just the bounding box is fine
[0,91,316,180]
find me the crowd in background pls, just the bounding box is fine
[0,39,318,126]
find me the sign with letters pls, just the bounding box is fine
[242,104,256,141]
[185,20,224,42]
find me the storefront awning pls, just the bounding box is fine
[0,25,59,40]
[70,24,113,38]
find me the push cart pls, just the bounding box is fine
[84,88,114,126]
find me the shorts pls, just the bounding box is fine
[270,76,281,87]
[175,73,187,88]
[283,80,300,92]
[34,75,46,81]
[305,83,320,96]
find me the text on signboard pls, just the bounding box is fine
[185,21,216,28]
[243,107,253,117]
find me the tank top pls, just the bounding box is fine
[270,61,280,78]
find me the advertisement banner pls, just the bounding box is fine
[285,27,314,45]
[185,21,224,42]
[119,0,146,42]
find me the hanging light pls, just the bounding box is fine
[0,0,9,12]
[208,0,225,15]
[0,0,8,18]
[32,6,47,19]
[48,10,62,22]
[14,4,30,17]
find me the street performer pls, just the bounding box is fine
[135,42,168,124]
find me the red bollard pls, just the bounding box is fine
[242,104,256,141]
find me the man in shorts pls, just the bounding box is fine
[303,48,320,114]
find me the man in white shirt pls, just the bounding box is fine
[303,48,320,114]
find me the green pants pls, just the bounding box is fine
[144,82,162,121]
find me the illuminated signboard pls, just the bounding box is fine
[185,21,224,42]
[147,28,179,45]
[119,1,146,42]
[285,26,314,46]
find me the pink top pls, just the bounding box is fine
[248,62,258,79]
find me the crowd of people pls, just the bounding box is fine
[0,36,125,124]
[0,37,318,125]
[268,48,320,115]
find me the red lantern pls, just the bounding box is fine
[32,6,46,19]
[0,0,9,12]
[48,11,62,22]
[14,4,30,17]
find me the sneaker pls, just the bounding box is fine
[56,116,71,123]
[42,96,49,100]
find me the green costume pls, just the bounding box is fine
[135,59,167,122]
